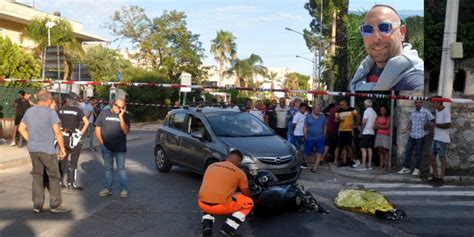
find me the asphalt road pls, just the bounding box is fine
[0,129,473,237]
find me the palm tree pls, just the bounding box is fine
[210,30,236,86]
[284,72,309,98]
[228,54,267,88]
[267,71,278,99]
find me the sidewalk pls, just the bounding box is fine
[329,163,474,184]
[0,134,141,170]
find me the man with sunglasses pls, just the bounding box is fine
[350,4,424,91]
[95,98,131,198]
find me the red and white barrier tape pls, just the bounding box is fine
[1,78,473,104]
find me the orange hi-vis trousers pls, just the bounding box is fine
[198,194,254,216]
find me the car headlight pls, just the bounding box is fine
[242,155,256,165]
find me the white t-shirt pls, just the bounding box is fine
[232,105,240,111]
[275,105,289,128]
[434,107,451,143]
[249,109,264,121]
[362,107,377,135]
[292,111,306,136]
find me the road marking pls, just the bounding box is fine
[306,191,415,237]
[346,182,460,189]
[381,191,474,196]
[390,200,474,207]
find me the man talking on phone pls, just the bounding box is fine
[95,98,131,198]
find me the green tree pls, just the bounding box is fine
[304,0,349,92]
[284,72,309,98]
[266,71,278,99]
[210,30,237,87]
[83,45,131,82]
[405,16,424,59]
[347,13,365,89]
[0,37,41,79]
[22,16,80,79]
[227,54,267,90]
[106,6,205,81]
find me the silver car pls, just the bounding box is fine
[154,107,301,185]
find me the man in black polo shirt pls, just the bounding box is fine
[57,97,89,190]
[95,98,131,198]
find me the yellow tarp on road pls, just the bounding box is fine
[335,188,394,215]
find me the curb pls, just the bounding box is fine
[329,164,474,184]
[0,136,142,171]
[0,156,31,170]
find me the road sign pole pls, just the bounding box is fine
[58,81,61,110]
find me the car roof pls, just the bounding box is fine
[170,107,241,115]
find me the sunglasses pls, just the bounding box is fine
[359,22,400,37]
[113,103,124,109]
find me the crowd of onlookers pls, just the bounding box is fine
[228,96,451,186]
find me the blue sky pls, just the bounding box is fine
[31,0,423,76]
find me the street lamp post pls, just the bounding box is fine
[45,21,56,47]
[285,27,320,103]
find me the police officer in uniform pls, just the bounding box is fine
[57,97,89,190]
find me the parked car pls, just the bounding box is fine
[154,107,301,185]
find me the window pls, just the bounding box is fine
[169,113,186,130]
[187,114,211,141]
[206,112,273,137]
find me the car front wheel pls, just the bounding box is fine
[155,146,172,172]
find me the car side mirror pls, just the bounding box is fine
[191,131,203,139]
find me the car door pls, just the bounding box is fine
[162,112,187,164]
[180,114,213,172]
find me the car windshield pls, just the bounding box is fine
[206,112,274,137]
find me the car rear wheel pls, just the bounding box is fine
[155,146,172,172]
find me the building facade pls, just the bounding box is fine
[0,0,107,50]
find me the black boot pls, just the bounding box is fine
[202,219,213,237]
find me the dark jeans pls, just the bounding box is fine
[101,145,128,191]
[403,136,425,169]
[276,127,287,140]
[30,152,62,209]
[59,136,83,184]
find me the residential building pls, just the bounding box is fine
[0,0,107,50]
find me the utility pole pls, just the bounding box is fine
[328,9,337,103]
[317,0,323,104]
[438,0,460,102]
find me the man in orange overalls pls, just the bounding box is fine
[198,150,254,237]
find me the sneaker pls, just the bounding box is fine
[120,190,128,198]
[10,141,16,146]
[355,166,367,171]
[367,166,373,171]
[432,178,444,187]
[99,189,112,197]
[351,160,361,168]
[397,167,410,174]
[50,205,71,213]
[0,138,6,144]
[300,163,309,169]
[427,175,438,183]
[412,169,420,176]
[33,208,42,213]
[68,182,83,191]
